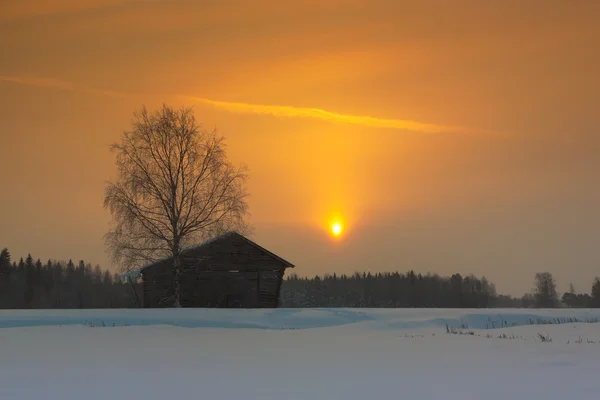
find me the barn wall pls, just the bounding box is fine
[141,234,290,308]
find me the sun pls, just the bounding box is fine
[331,222,343,237]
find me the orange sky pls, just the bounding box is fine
[1,0,599,295]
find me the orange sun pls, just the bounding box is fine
[331,221,343,237]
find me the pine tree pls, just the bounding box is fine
[0,248,10,272]
[0,249,11,307]
[591,278,600,308]
[24,254,35,307]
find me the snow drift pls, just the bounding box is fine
[0,307,599,330]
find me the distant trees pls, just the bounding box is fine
[2,244,600,310]
[590,278,600,307]
[521,293,535,308]
[0,248,10,302]
[0,248,138,309]
[0,248,10,279]
[517,273,600,309]
[561,292,591,308]
[559,278,600,308]
[532,272,559,308]
[562,281,591,308]
[492,294,524,308]
[281,271,600,309]
[104,104,250,307]
[280,271,497,308]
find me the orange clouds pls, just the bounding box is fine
[0,74,471,134]
[184,95,470,134]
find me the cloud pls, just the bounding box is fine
[184,96,469,134]
[0,74,473,134]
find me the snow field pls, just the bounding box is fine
[1,308,600,400]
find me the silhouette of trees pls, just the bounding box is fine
[533,272,559,308]
[2,245,599,310]
[104,104,250,307]
[561,291,591,308]
[280,271,498,308]
[561,282,592,308]
[281,272,600,309]
[591,278,600,307]
[0,248,138,309]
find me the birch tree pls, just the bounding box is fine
[104,104,250,307]
[533,272,559,308]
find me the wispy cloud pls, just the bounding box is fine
[184,96,470,134]
[1,74,473,134]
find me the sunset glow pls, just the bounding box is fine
[1,0,599,296]
[331,222,343,237]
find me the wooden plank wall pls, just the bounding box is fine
[141,234,289,308]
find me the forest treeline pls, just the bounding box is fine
[0,249,138,309]
[281,271,600,308]
[281,271,499,308]
[1,248,599,309]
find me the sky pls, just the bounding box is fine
[1,0,599,296]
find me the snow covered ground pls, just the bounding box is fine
[1,308,600,400]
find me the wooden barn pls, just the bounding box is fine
[135,232,294,308]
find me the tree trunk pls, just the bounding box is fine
[172,251,182,308]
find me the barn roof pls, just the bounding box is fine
[120,231,294,282]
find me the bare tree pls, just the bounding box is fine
[104,104,250,307]
[533,272,559,308]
